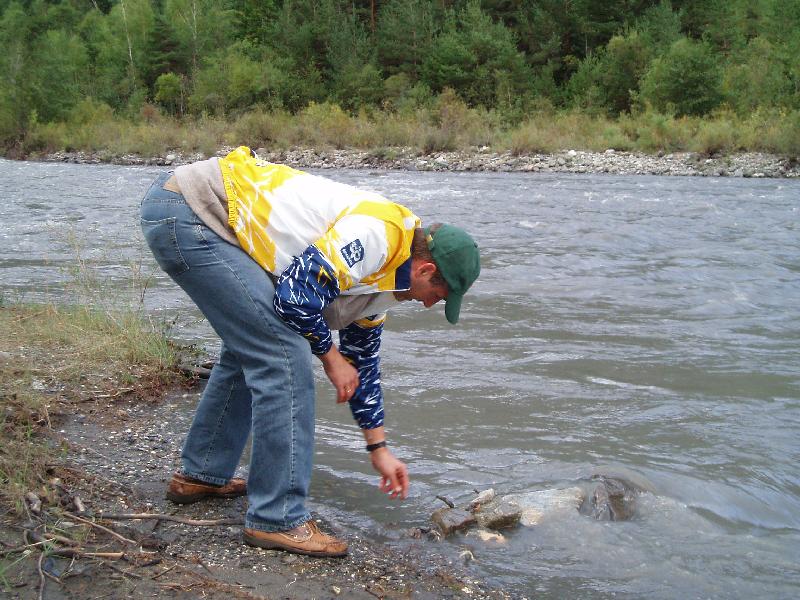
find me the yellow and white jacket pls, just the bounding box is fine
[219,146,421,428]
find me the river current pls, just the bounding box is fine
[2,158,799,598]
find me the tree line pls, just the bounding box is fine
[1,0,799,149]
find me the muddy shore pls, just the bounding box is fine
[40,146,800,178]
[2,381,510,600]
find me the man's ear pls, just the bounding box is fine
[417,261,437,278]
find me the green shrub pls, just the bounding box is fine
[640,38,723,116]
[722,38,792,115]
[154,73,184,115]
[620,110,693,152]
[228,109,292,149]
[755,109,800,155]
[297,102,355,149]
[504,120,559,155]
[690,113,742,155]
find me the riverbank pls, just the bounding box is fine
[41,146,800,178]
[0,303,507,599]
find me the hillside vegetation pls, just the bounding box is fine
[2,0,799,156]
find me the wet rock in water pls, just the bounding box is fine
[473,497,522,530]
[583,469,651,521]
[459,549,475,564]
[503,487,586,526]
[467,528,507,544]
[431,507,476,536]
[587,482,612,521]
[591,466,656,494]
[468,488,496,510]
[601,477,637,521]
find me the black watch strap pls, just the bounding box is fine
[366,441,387,452]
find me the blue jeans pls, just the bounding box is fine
[140,172,315,532]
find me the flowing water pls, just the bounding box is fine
[2,158,799,599]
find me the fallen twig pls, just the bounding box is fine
[140,557,162,568]
[93,387,134,399]
[41,531,80,547]
[61,512,138,546]
[435,495,455,508]
[37,552,46,600]
[151,563,177,579]
[0,540,50,556]
[98,512,242,527]
[25,530,126,560]
[99,559,143,580]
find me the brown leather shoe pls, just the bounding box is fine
[243,521,348,557]
[166,472,247,504]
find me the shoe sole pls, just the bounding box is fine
[166,491,245,504]
[243,531,348,558]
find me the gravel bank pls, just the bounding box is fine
[8,385,510,600]
[42,147,800,178]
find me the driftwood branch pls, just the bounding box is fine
[99,559,143,580]
[152,563,177,579]
[98,512,242,527]
[61,512,138,546]
[0,539,50,556]
[37,552,46,600]
[435,495,455,508]
[24,530,125,560]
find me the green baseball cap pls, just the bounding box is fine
[425,224,480,324]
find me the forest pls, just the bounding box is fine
[2,0,799,157]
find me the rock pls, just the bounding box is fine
[467,529,507,544]
[25,492,42,514]
[590,466,656,494]
[600,477,637,521]
[588,482,612,520]
[583,469,652,521]
[504,487,585,526]
[567,149,577,157]
[473,497,522,530]
[431,507,476,536]
[468,488,496,510]
[459,549,475,564]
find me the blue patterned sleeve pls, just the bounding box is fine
[273,245,341,356]
[339,316,385,429]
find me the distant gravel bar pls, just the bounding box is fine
[43,147,800,178]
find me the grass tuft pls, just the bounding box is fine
[0,301,181,512]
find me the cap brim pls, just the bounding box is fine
[444,293,463,324]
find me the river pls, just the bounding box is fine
[2,158,799,599]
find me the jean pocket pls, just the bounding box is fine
[141,217,189,276]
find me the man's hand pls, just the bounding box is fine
[370,447,409,500]
[319,346,359,403]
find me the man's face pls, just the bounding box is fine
[400,260,449,308]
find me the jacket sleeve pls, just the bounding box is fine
[338,315,385,429]
[273,245,340,356]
